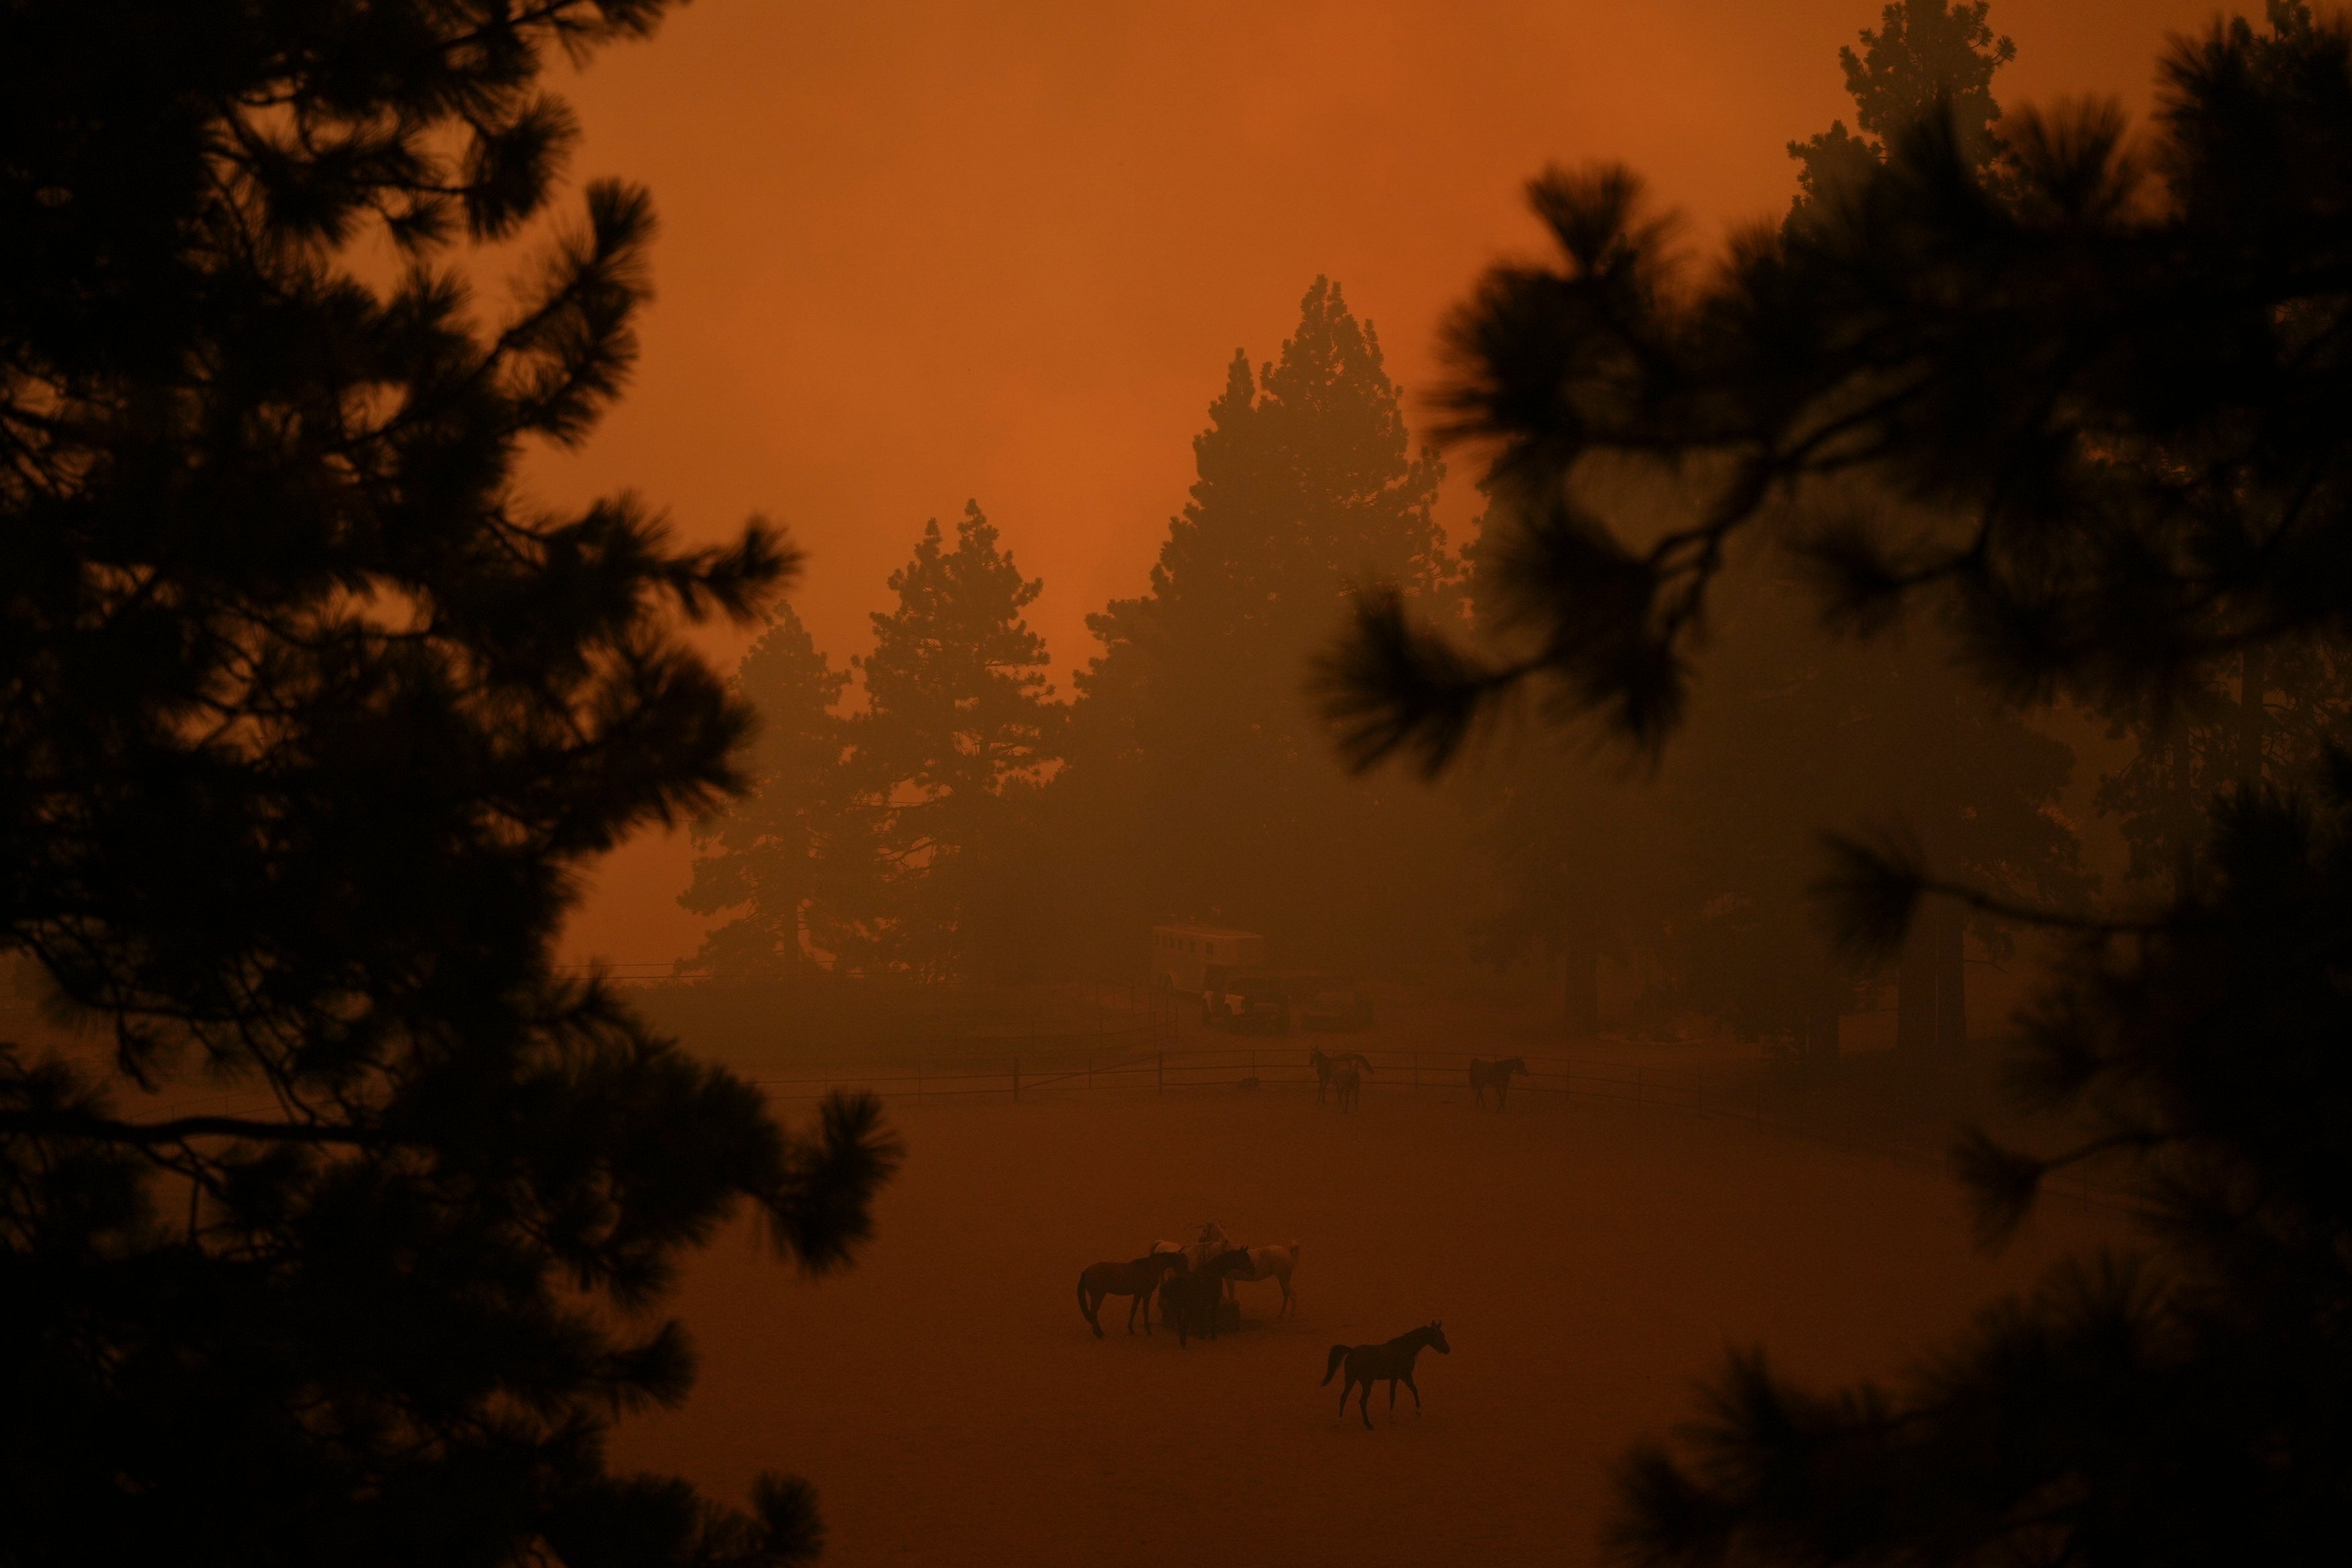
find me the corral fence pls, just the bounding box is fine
[751,1043,2146,1218]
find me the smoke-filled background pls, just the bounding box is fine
[17,3,2352,1565]
[545,0,2211,973]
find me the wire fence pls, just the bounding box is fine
[749,1042,2148,1219]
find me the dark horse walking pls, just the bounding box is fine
[1469,1057,1526,1111]
[1321,1321,1450,1427]
[1077,1250,1188,1337]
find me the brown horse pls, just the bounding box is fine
[1321,1321,1450,1427]
[1469,1056,1527,1110]
[1157,1248,1254,1346]
[1330,1056,1366,1112]
[1311,1049,1374,1106]
[1077,1250,1188,1337]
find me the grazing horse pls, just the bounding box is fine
[1469,1056,1528,1111]
[1321,1321,1451,1428]
[1228,1241,1301,1315]
[1158,1248,1254,1346]
[1077,1250,1189,1337]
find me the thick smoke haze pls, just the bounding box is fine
[543,0,2211,966]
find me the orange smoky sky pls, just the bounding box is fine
[541,0,2223,967]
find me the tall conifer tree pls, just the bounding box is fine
[681,604,853,978]
[1069,278,1467,962]
[1327,5,2352,1560]
[836,503,1061,980]
[0,5,897,1562]
[1787,0,2016,225]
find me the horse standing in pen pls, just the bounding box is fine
[1075,1250,1189,1337]
[1311,1048,1374,1108]
[1469,1056,1526,1111]
[1329,1055,1366,1112]
[1321,1322,1450,1427]
[1227,1242,1301,1316]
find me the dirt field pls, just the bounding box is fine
[613,1085,2124,1567]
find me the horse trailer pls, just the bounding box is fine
[1149,924,1264,994]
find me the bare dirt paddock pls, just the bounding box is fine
[613,1086,2124,1567]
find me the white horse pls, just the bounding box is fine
[1227,1241,1300,1315]
[1160,1224,1297,1315]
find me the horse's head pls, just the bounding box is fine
[1425,1320,1451,1354]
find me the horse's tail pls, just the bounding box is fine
[1321,1344,1350,1385]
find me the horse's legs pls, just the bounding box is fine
[1388,1378,1398,1415]
[1082,1287,1104,1338]
[1359,1380,1375,1429]
[1338,1376,1352,1419]
[1403,1368,1423,1411]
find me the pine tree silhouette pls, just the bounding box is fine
[1325,3,2352,1560]
[682,603,856,980]
[1063,277,1471,964]
[1,5,898,1563]
[830,503,1061,981]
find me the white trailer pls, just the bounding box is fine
[1149,924,1264,992]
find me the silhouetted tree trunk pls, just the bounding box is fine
[2172,726,2200,899]
[1563,917,1599,1038]
[2241,645,2268,791]
[1898,901,1965,1057]
[1935,904,1966,1050]
[1801,1004,1841,1067]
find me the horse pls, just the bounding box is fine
[1170,1220,1235,1275]
[1158,1248,1254,1346]
[1469,1056,1528,1111]
[1321,1321,1451,1428]
[1330,1056,1365,1112]
[1226,1241,1301,1316]
[1311,1049,1374,1106]
[1077,1250,1189,1337]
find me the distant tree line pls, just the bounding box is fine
[682,3,2352,1126]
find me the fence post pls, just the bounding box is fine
[1087,1055,1093,1092]
[1013,1057,1021,1102]
[1158,1051,1164,1095]
[1412,1052,1420,1090]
